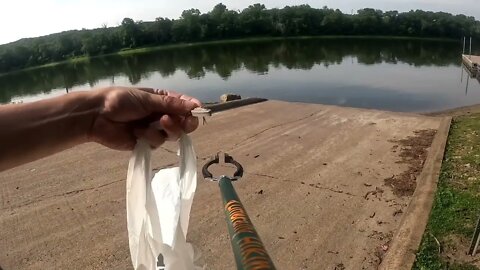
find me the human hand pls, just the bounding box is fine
[88,87,201,150]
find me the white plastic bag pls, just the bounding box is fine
[126,134,198,270]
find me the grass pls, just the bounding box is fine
[115,35,457,56]
[414,114,480,270]
[0,35,458,76]
[0,55,91,77]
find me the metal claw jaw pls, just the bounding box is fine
[202,153,244,182]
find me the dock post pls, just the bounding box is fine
[466,73,470,95]
[463,37,466,54]
[470,37,473,59]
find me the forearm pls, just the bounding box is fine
[0,91,102,171]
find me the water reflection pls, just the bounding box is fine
[0,38,460,104]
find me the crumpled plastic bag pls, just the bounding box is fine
[126,134,199,270]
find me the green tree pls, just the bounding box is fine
[239,4,273,36]
[152,18,173,44]
[1,3,480,74]
[172,9,202,42]
[121,18,141,48]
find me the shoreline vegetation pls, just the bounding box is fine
[414,105,480,269]
[0,38,460,104]
[414,112,480,270]
[0,3,477,74]
[0,35,458,77]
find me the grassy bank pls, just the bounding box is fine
[0,35,457,77]
[116,35,457,56]
[414,114,480,270]
[0,55,91,77]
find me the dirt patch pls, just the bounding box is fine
[442,234,480,266]
[385,129,437,196]
[370,231,393,265]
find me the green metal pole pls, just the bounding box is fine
[219,176,276,270]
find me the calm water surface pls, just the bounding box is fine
[1,38,478,112]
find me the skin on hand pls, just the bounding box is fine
[0,86,202,171]
[89,87,202,150]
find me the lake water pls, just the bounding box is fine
[0,37,478,112]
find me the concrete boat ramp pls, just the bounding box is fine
[0,100,449,269]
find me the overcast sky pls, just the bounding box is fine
[1,0,479,45]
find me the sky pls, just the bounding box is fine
[1,0,479,45]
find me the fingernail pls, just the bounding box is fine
[183,116,199,133]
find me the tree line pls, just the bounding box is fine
[0,3,478,74]
[0,38,460,103]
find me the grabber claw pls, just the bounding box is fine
[202,152,244,182]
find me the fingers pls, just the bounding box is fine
[136,88,161,95]
[134,114,197,147]
[160,114,199,140]
[160,115,183,141]
[146,93,199,115]
[134,127,167,149]
[136,87,203,110]
[182,116,199,133]
[138,87,201,105]
[161,90,203,107]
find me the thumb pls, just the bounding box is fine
[146,93,199,115]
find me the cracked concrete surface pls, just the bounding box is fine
[0,101,445,269]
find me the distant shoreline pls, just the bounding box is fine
[0,35,457,77]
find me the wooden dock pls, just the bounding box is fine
[462,54,480,75]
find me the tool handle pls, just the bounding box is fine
[219,176,276,270]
